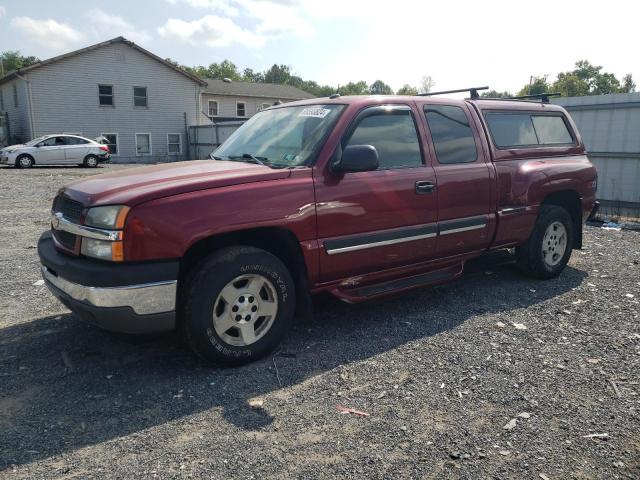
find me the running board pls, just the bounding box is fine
[331,263,463,303]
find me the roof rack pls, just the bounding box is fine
[417,86,489,100]
[503,92,561,104]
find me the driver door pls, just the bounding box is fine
[35,136,67,164]
[314,104,438,282]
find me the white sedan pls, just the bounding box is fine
[0,134,110,168]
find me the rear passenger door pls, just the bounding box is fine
[63,137,91,162]
[422,103,494,257]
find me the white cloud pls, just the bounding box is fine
[235,0,311,37]
[158,15,265,48]
[0,6,6,18]
[84,8,152,44]
[166,0,239,16]
[10,16,84,50]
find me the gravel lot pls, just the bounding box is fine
[1,164,639,479]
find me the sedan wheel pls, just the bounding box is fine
[17,155,34,168]
[83,155,98,168]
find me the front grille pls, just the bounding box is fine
[53,229,77,250]
[53,195,84,223]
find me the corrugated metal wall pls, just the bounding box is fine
[554,93,640,218]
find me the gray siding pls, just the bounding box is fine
[25,42,202,163]
[0,77,32,143]
[199,93,294,123]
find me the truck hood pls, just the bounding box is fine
[60,160,292,206]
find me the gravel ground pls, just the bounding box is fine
[1,164,639,479]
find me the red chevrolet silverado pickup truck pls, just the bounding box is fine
[38,92,598,364]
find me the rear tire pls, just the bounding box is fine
[16,154,34,169]
[181,246,296,365]
[516,205,574,279]
[83,155,98,168]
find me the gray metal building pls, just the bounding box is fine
[553,93,640,219]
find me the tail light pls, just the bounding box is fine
[99,145,109,153]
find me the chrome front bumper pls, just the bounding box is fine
[42,266,176,315]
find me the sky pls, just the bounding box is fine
[0,0,639,95]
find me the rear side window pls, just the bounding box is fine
[424,105,477,164]
[485,112,574,148]
[346,111,422,169]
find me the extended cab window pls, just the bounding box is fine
[485,112,574,148]
[346,110,422,169]
[424,105,477,164]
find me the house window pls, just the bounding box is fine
[236,101,246,117]
[135,133,151,156]
[101,133,118,155]
[133,86,148,107]
[208,100,219,117]
[13,84,18,107]
[167,133,181,155]
[98,85,114,106]
[257,103,271,112]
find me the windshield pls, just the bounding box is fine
[25,136,48,146]
[213,104,345,168]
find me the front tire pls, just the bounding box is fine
[16,154,34,169]
[83,155,99,168]
[181,246,296,365]
[516,205,574,279]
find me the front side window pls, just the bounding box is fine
[208,100,219,117]
[99,85,113,106]
[214,104,345,168]
[237,101,246,117]
[424,105,477,164]
[133,86,148,107]
[346,110,422,169]
[167,133,181,154]
[485,112,574,148]
[101,134,118,155]
[135,133,151,156]
[39,136,66,147]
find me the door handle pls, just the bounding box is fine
[415,180,436,194]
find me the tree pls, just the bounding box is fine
[518,76,550,96]
[551,73,589,97]
[263,64,292,84]
[339,81,369,95]
[546,60,634,97]
[396,84,418,95]
[369,80,393,95]
[242,68,264,83]
[480,90,512,98]
[418,75,435,94]
[1,51,40,75]
[621,74,636,93]
[204,60,241,80]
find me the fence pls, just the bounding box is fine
[188,121,245,160]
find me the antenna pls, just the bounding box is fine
[417,86,489,99]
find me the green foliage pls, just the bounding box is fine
[0,51,40,74]
[369,80,393,95]
[396,84,418,95]
[339,81,369,96]
[517,61,637,98]
[419,75,435,94]
[480,90,513,98]
[517,76,550,96]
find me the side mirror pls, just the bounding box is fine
[331,145,379,173]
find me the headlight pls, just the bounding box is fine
[81,238,124,261]
[84,205,129,229]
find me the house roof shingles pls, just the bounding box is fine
[202,78,315,100]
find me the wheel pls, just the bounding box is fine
[181,246,296,364]
[515,205,573,279]
[83,155,98,168]
[16,154,34,169]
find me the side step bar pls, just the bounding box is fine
[331,263,463,303]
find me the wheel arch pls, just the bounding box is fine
[16,152,35,166]
[541,189,582,249]
[178,226,312,321]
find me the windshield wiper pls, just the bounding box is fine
[227,153,269,167]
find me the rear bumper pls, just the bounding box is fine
[97,152,111,163]
[38,232,178,333]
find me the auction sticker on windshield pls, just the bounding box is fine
[298,107,331,118]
